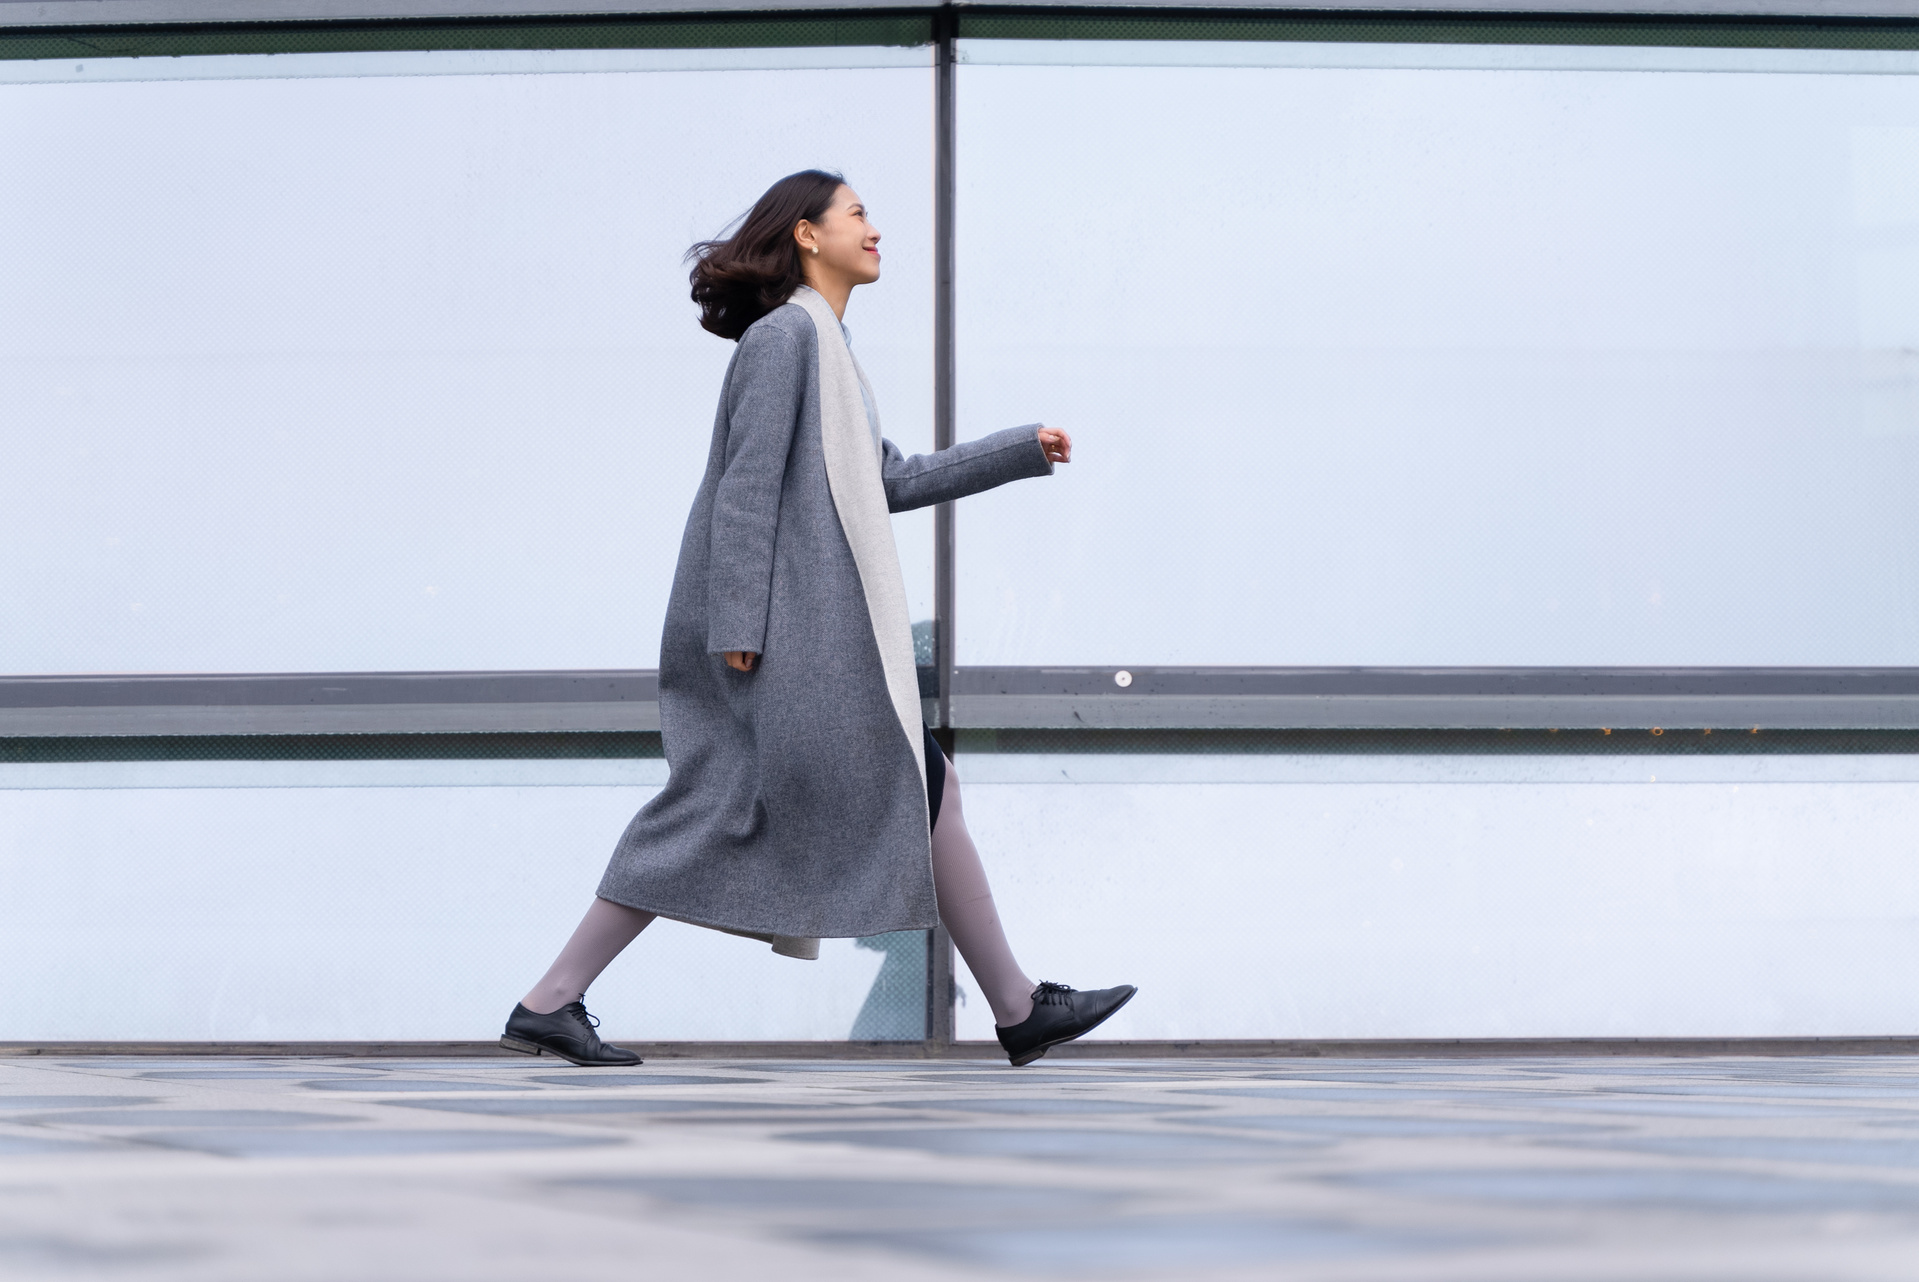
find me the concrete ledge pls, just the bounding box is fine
[15,1037,1919,1058]
[1033,1037,1919,1058]
[0,1040,968,1058]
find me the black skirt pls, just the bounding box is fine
[923,725,947,829]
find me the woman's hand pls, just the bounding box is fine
[1037,427,1072,464]
[723,651,758,672]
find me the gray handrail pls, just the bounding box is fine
[0,671,659,735]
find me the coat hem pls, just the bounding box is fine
[593,888,938,944]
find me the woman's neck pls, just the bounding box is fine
[800,269,853,319]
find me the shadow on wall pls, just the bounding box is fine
[850,931,926,1040]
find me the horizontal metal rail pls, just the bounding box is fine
[0,671,659,735]
[949,666,1919,730]
[8,667,1919,734]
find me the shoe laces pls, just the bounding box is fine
[1033,981,1075,1006]
[565,1002,602,1030]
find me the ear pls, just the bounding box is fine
[793,220,818,255]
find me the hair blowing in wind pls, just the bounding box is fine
[687,169,846,341]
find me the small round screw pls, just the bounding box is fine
[1114,670,1133,688]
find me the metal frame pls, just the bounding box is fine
[9,2,1919,1053]
[8,0,1919,27]
[922,2,961,1047]
[10,5,1919,48]
[932,2,958,740]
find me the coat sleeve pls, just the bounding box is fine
[880,424,1055,513]
[705,324,804,656]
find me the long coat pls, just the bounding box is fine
[597,287,1053,945]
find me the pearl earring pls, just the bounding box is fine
[811,246,820,254]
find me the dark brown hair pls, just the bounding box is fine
[687,169,846,341]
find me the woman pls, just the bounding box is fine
[501,170,1134,1069]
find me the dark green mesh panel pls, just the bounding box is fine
[0,14,933,62]
[955,728,1919,756]
[0,732,662,762]
[5,728,1916,762]
[958,12,1919,50]
[7,11,1916,62]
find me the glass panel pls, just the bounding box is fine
[955,43,1919,665]
[0,758,924,1040]
[0,49,933,674]
[17,746,1919,1043]
[949,748,1919,1040]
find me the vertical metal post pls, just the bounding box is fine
[926,2,959,1051]
[926,921,954,1048]
[932,1,958,734]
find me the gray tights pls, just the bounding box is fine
[521,752,1037,1028]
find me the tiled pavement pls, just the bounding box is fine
[6,1054,1919,1279]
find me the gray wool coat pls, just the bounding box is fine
[597,287,1053,946]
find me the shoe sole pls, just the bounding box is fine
[1007,986,1138,1067]
[498,1035,642,1068]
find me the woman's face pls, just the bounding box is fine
[798,185,882,285]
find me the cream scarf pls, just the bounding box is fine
[788,285,928,796]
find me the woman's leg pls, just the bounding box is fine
[520,896,656,1015]
[931,755,1036,1028]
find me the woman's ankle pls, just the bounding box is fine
[991,989,1036,1029]
[519,987,581,1016]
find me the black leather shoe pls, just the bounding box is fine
[500,1002,642,1066]
[996,981,1137,1067]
